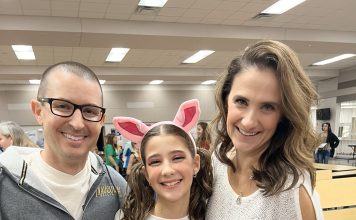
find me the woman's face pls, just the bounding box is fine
[196,125,203,137]
[143,134,200,205]
[0,133,13,151]
[226,66,282,156]
[322,123,329,132]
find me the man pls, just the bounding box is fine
[0,61,127,219]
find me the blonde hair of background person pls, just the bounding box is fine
[207,40,323,220]
[0,121,38,150]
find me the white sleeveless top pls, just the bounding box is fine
[206,155,324,220]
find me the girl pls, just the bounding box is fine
[113,99,213,220]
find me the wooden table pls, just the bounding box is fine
[314,163,356,171]
[332,170,356,178]
[349,144,356,160]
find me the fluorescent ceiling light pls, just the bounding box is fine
[106,48,130,62]
[313,54,356,66]
[138,0,168,7]
[29,80,41,84]
[261,0,306,14]
[99,80,106,84]
[12,45,36,60]
[149,80,163,85]
[183,50,215,64]
[201,80,217,85]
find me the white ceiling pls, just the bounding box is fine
[0,0,356,86]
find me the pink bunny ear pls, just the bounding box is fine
[173,99,200,132]
[112,117,149,143]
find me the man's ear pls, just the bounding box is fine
[31,99,43,125]
[100,113,106,127]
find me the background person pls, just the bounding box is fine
[195,121,211,150]
[113,99,213,220]
[207,40,323,220]
[0,121,38,151]
[104,133,120,172]
[0,61,127,219]
[317,122,339,163]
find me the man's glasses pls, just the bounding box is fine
[37,98,105,122]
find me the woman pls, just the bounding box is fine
[113,99,213,220]
[207,40,323,220]
[317,122,339,163]
[104,133,120,172]
[0,121,38,151]
[195,122,211,150]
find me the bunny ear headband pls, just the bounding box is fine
[112,99,200,153]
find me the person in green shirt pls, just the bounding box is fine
[104,133,119,172]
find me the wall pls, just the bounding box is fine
[0,84,216,128]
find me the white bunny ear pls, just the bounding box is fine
[173,99,200,132]
[112,117,149,143]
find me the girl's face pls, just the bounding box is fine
[226,67,282,156]
[0,133,12,150]
[143,134,200,205]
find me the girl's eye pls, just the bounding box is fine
[148,160,160,166]
[173,155,185,162]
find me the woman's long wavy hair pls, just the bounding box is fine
[211,40,319,196]
[121,124,213,220]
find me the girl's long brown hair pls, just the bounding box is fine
[121,124,213,220]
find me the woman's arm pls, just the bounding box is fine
[299,185,317,220]
[108,155,119,172]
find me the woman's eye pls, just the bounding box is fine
[262,104,275,111]
[235,98,247,106]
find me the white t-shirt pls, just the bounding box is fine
[28,152,91,220]
[206,154,324,220]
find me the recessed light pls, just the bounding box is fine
[138,0,168,7]
[149,80,163,85]
[182,50,215,64]
[99,80,106,84]
[29,80,41,84]
[12,45,36,60]
[313,54,356,66]
[106,48,130,62]
[261,0,306,15]
[201,80,216,85]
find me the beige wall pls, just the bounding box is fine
[0,85,216,127]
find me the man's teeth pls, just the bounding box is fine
[239,129,257,136]
[63,133,84,141]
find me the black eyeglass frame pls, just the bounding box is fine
[37,97,106,122]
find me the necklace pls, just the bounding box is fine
[236,174,254,205]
